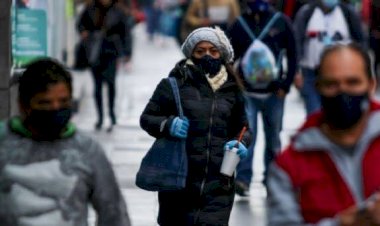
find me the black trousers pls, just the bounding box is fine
[158,190,196,226]
[90,58,117,124]
[158,177,234,226]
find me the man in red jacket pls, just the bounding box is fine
[267,43,380,225]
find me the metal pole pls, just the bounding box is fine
[0,0,12,119]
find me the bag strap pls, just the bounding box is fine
[237,16,256,40]
[168,77,184,118]
[276,49,285,70]
[239,12,285,67]
[238,12,282,41]
[258,12,281,40]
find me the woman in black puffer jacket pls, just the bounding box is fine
[140,27,251,226]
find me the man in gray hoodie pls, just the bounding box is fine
[0,58,131,226]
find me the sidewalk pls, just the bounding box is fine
[71,23,306,226]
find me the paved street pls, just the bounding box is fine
[71,23,306,226]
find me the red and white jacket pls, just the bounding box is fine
[267,100,380,226]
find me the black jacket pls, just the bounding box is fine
[77,4,131,59]
[140,60,251,225]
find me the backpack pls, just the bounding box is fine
[238,12,285,89]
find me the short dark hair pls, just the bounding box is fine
[317,42,373,80]
[18,58,72,107]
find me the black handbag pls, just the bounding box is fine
[73,31,104,70]
[73,41,89,70]
[135,77,188,191]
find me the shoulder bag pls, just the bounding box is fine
[135,77,188,191]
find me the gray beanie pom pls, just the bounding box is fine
[181,27,234,63]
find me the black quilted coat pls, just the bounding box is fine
[140,60,251,226]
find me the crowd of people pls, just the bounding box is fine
[2,0,380,225]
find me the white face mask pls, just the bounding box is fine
[322,0,339,9]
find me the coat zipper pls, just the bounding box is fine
[194,94,216,223]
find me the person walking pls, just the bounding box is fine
[77,0,129,131]
[267,43,380,226]
[138,0,162,41]
[181,0,240,41]
[0,58,131,226]
[140,27,251,226]
[369,0,380,82]
[227,0,297,196]
[293,0,364,116]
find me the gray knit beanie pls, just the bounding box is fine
[181,27,234,63]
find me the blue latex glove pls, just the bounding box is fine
[224,140,248,159]
[169,117,189,139]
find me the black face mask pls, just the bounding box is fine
[25,108,72,139]
[321,92,369,129]
[192,55,223,77]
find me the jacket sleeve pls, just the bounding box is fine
[267,163,340,226]
[89,142,131,226]
[293,5,311,64]
[76,7,92,33]
[230,90,251,147]
[140,78,178,138]
[278,14,297,93]
[344,4,365,47]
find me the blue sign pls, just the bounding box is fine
[12,3,47,67]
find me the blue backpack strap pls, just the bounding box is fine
[239,13,285,70]
[257,12,282,40]
[259,12,284,68]
[168,77,184,118]
[276,49,286,70]
[238,16,256,41]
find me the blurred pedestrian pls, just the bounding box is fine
[140,27,251,225]
[0,58,131,226]
[294,0,365,116]
[77,0,130,131]
[116,0,135,67]
[172,0,191,45]
[267,43,380,226]
[280,0,310,20]
[181,0,240,41]
[227,0,297,196]
[138,0,161,41]
[369,0,380,82]
[155,0,184,45]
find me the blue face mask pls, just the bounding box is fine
[321,0,339,9]
[247,0,269,13]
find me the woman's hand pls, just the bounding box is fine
[169,117,189,139]
[224,140,248,159]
